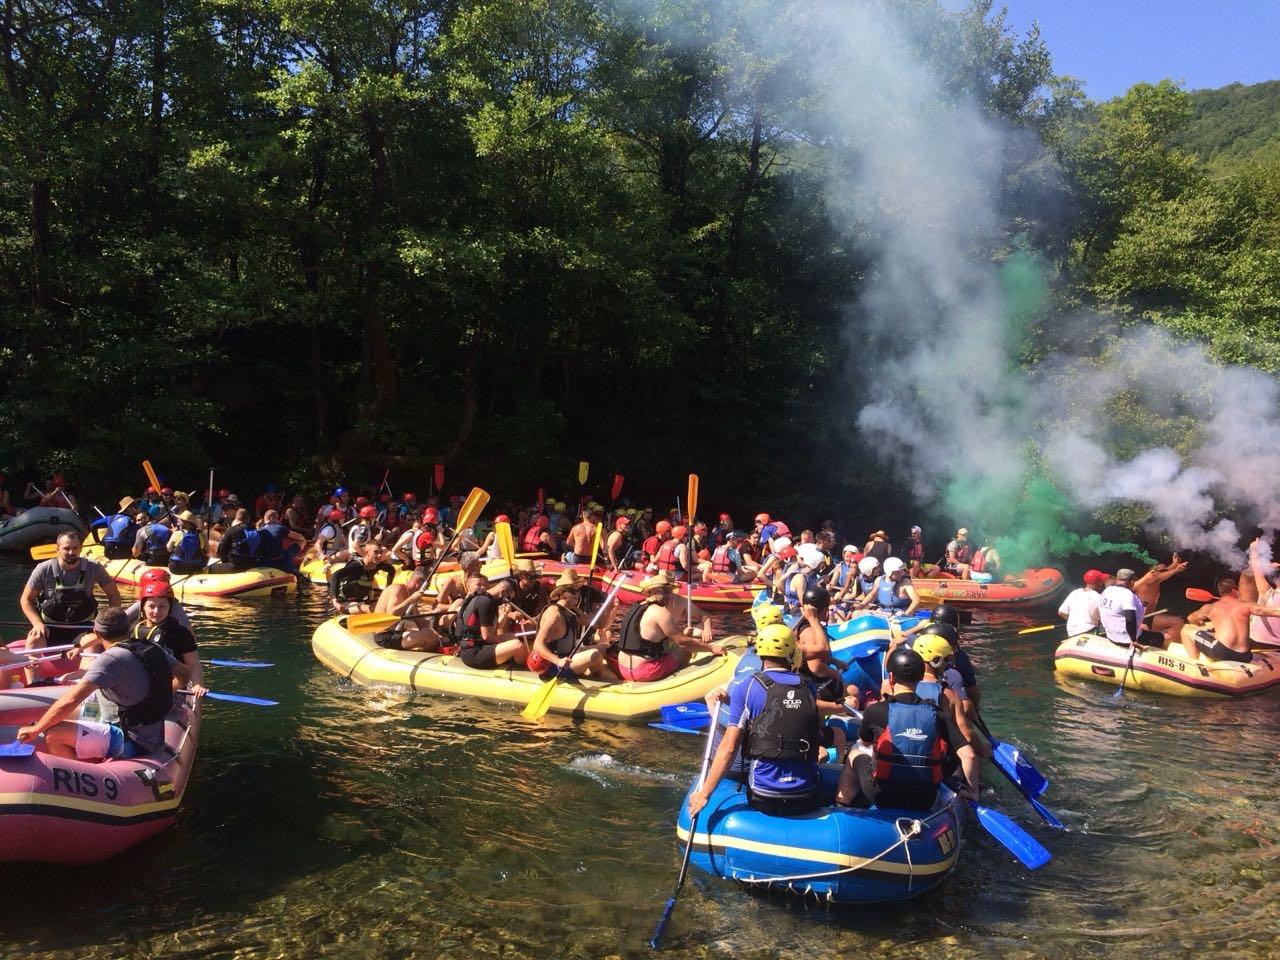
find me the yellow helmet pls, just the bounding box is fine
[751,602,785,630]
[755,623,798,667]
[913,635,954,667]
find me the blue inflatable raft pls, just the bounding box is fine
[676,766,962,903]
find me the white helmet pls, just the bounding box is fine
[883,557,906,575]
[771,535,792,553]
[858,556,879,576]
[797,544,824,569]
[842,544,857,556]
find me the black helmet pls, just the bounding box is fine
[886,647,925,684]
[931,603,960,627]
[919,622,960,647]
[802,585,830,612]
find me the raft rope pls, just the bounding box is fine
[730,805,953,892]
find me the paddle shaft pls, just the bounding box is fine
[649,699,721,949]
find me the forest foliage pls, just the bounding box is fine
[1,0,1276,527]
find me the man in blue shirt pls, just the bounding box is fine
[688,623,822,817]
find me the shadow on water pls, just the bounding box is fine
[0,559,1278,958]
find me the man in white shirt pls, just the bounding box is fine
[1098,568,1168,648]
[1058,569,1107,636]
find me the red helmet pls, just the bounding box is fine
[379,492,391,502]
[535,515,550,528]
[671,525,688,540]
[416,530,436,549]
[655,520,672,536]
[616,516,631,530]
[755,513,770,525]
[495,514,511,523]
[422,507,440,523]
[145,486,157,494]
[329,508,345,521]
[719,513,731,522]
[218,488,230,497]
[138,568,171,584]
[161,486,173,494]
[140,581,171,599]
[355,496,370,507]
[403,492,416,501]
[359,505,377,519]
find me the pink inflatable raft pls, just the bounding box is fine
[0,646,201,864]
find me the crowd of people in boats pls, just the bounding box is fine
[4,471,1278,824]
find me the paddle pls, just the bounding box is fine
[208,659,274,669]
[578,461,589,487]
[413,485,490,603]
[647,721,703,735]
[649,698,722,949]
[0,742,35,758]
[1186,587,1218,603]
[142,460,180,527]
[685,473,699,630]
[495,521,515,566]
[1112,644,1137,702]
[1019,607,1167,636]
[30,543,59,560]
[967,798,1051,870]
[970,713,1062,830]
[585,521,602,613]
[180,689,279,707]
[0,620,90,632]
[610,473,624,505]
[521,577,626,722]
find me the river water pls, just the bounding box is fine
[0,559,1277,959]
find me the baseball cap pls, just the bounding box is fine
[1083,569,1108,585]
[1115,568,1136,581]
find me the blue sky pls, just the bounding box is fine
[992,0,1280,100]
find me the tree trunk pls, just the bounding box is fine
[361,109,397,418]
[30,177,51,312]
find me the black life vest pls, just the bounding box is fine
[116,639,175,732]
[39,566,98,624]
[229,527,263,564]
[130,618,192,662]
[452,590,489,646]
[616,601,665,660]
[143,523,171,565]
[545,603,579,658]
[334,561,376,602]
[745,673,819,761]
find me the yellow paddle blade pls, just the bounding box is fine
[455,487,490,532]
[496,521,515,565]
[346,612,402,634]
[686,473,699,523]
[521,676,560,721]
[1016,624,1058,635]
[30,543,59,560]
[589,522,602,569]
[142,459,163,494]
[578,461,589,485]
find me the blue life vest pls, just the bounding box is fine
[875,575,911,611]
[258,523,288,559]
[831,561,853,590]
[230,528,262,562]
[145,523,171,552]
[170,530,202,564]
[915,679,942,704]
[873,697,944,787]
[103,513,136,547]
[782,564,815,609]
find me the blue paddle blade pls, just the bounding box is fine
[968,800,1051,870]
[992,741,1050,798]
[0,741,35,757]
[1029,795,1066,831]
[205,691,279,707]
[208,659,275,668]
[648,897,677,949]
[660,703,710,724]
[647,721,704,735]
[836,638,888,661]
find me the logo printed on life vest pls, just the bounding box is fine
[899,727,929,741]
[783,689,802,709]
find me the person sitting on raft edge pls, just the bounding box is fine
[689,623,823,818]
[610,572,723,682]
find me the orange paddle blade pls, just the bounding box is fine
[686,473,699,523]
[1185,587,1217,602]
[142,460,163,494]
[346,612,402,634]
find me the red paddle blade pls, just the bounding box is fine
[611,474,624,501]
[434,463,445,490]
[1185,587,1216,602]
[537,487,545,509]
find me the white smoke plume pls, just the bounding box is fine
[756,0,1280,567]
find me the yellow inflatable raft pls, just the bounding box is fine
[80,547,295,599]
[298,555,517,593]
[1054,626,1280,698]
[311,617,742,721]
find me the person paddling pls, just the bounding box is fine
[1185,578,1280,663]
[20,531,121,675]
[17,607,188,760]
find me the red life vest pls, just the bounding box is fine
[711,544,734,574]
[522,526,545,552]
[970,547,987,573]
[907,540,924,562]
[641,535,659,560]
[655,539,680,572]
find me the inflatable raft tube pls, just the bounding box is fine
[1054,626,1280,698]
[602,569,759,612]
[910,567,1064,609]
[677,767,962,904]
[0,682,201,864]
[79,548,295,598]
[0,508,87,552]
[311,617,742,721]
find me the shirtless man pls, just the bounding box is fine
[1246,538,1280,647]
[1185,578,1280,663]
[565,510,598,564]
[433,551,483,610]
[1133,554,1188,648]
[612,573,724,682]
[371,564,442,651]
[605,516,633,570]
[526,572,619,681]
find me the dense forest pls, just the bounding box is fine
[1,0,1277,547]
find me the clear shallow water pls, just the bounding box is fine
[0,558,1277,959]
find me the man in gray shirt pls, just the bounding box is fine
[17,608,188,759]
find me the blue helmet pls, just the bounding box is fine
[334,486,348,496]
[266,482,280,493]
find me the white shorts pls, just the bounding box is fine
[72,720,128,760]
